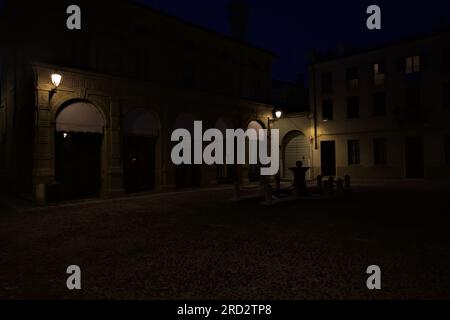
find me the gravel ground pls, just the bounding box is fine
[1,186,450,300]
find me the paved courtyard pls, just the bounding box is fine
[1,184,450,300]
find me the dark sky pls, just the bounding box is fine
[137,0,450,83]
[2,0,449,82]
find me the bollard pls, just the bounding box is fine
[317,174,323,188]
[345,175,351,189]
[337,179,344,193]
[327,177,335,194]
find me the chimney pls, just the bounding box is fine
[228,0,249,41]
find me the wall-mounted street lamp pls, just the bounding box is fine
[51,73,62,88]
[50,73,62,99]
[274,109,283,120]
[268,108,283,127]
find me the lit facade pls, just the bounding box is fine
[275,32,450,181]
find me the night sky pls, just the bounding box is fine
[138,0,450,83]
[2,0,450,82]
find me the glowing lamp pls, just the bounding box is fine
[275,110,282,119]
[51,73,62,88]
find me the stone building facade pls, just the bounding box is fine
[0,0,276,203]
[275,32,450,182]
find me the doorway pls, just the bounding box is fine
[124,136,156,192]
[283,131,311,180]
[321,141,336,176]
[55,132,103,200]
[54,101,105,201]
[123,111,160,193]
[405,136,424,179]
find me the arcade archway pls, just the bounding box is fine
[55,101,105,200]
[282,131,311,180]
[123,110,160,193]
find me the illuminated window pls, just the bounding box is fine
[373,61,386,85]
[405,55,420,74]
[348,140,360,165]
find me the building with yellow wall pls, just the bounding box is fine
[275,32,450,182]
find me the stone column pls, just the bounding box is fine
[33,89,55,205]
[109,98,124,196]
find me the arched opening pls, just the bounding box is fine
[282,131,311,180]
[215,117,235,184]
[173,113,201,188]
[55,101,105,200]
[123,110,160,193]
[247,120,264,182]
